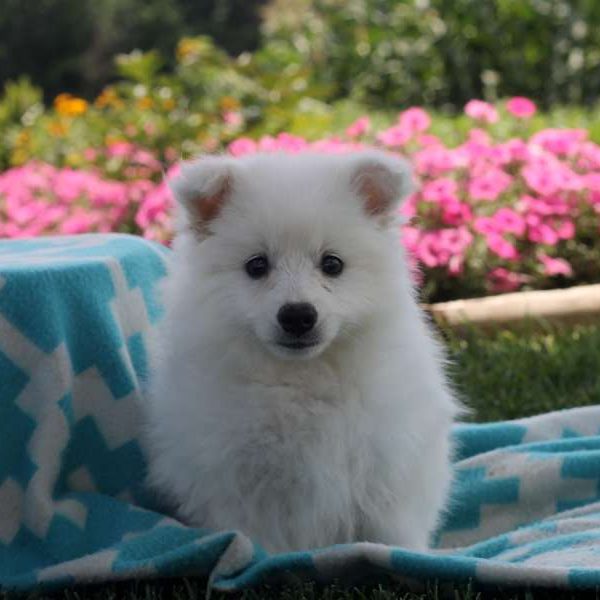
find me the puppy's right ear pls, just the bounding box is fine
[170,156,235,237]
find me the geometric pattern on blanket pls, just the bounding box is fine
[1,234,600,593]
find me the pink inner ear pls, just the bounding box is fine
[360,177,387,215]
[355,168,389,216]
[197,189,227,222]
[192,175,231,225]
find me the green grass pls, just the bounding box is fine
[4,323,600,600]
[447,322,600,422]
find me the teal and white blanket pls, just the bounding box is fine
[1,234,600,593]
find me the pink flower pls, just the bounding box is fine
[228,138,257,156]
[421,178,458,202]
[528,223,559,245]
[555,219,575,240]
[522,162,559,196]
[107,142,134,158]
[376,125,411,147]
[530,129,587,156]
[398,107,431,134]
[61,212,97,234]
[491,207,526,236]
[346,116,370,138]
[539,254,573,277]
[474,216,498,236]
[506,97,537,119]
[583,173,600,192]
[468,169,512,201]
[486,233,520,260]
[223,111,243,127]
[83,148,98,161]
[413,147,462,176]
[416,134,442,147]
[487,268,528,293]
[464,100,499,124]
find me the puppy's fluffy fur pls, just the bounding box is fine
[144,151,461,553]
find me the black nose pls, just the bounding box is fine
[277,303,318,337]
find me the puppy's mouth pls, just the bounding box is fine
[277,339,320,351]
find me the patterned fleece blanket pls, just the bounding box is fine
[1,234,600,593]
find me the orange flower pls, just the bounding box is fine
[47,120,69,137]
[54,93,88,116]
[95,87,122,109]
[177,38,199,62]
[162,98,176,111]
[136,97,154,110]
[219,96,240,112]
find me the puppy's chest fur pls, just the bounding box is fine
[191,359,416,546]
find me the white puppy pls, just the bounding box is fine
[143,150,461,554]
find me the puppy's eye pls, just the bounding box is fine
[245,255,270,279]
[321,254,344,277]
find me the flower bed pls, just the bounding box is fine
[1,99,599,304]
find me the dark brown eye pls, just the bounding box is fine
[321,254,344,277]
[245,255,270,279]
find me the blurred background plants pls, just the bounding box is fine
[1,0,600,303]
[3,0,600,172]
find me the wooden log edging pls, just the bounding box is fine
[424,284,600,330]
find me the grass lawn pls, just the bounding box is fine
[5,323,600,600]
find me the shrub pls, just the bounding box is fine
[2,99,599,304]
[262,0,600,109]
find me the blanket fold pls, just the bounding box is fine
[1,234,599,592]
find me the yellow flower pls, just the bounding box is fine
[105,135,124,146]
[219,96,240,112]
[15,130,31,145]
[136,97,154,110]
[54,93,88,116]
[47,120,69,137]
[95,87,122,109]
[176,38,198,62]
[66,152,82,166]
[162,98,176,111]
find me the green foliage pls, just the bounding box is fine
[0,0,267,100]
[0,0,95,100]
[262,0,600,110]
[0,36,337,169]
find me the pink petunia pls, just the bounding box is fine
[464,100,499,124]
[555,219,576,240]
[486,233,520,260]
[468,169,513,201]
[530,128,587,157]
[487,268,529,293]
[223,111,243,127]
[421,178,458,202]
[398,107,431,134]
[491,207,526,236]
[228,137,258,156]
[346,116,371,138]
[107,142,135,158]
[376,125,411,148]
[539,254,573,277]
[528,223,559,246]
[506,97,537,119]
[522,163,559,196]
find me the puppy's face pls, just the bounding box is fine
[171,151,414,360]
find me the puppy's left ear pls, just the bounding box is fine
[348,150,415,222]
[170,155,236,237]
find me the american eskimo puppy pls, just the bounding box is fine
[143,150,460,553]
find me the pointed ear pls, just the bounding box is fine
[170,156,236,237]
[348,151,415,220]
